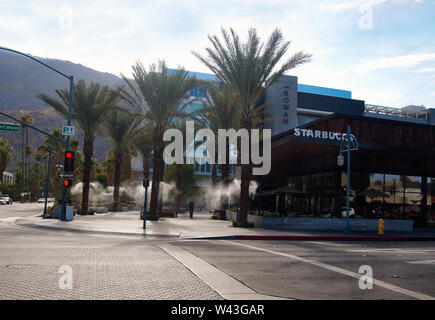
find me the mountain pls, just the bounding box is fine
[0,51,126,170]
[0,50,123,110]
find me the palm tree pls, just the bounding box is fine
[35,128,82,204]
[132,125,153,187]
[193,83,241,211]
[19,114,33,198]
[38,79,115,214]
[193,27,311,224]
[0,138,13,182]
[118,60,197,219]
[102,107,142,212]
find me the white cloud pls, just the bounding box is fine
[414,67,435,73]
[349,53,435,74]
[0,0,434,108]
[353,88,404,105]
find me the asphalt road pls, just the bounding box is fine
[1,203,435,300]
[172,239,435,300]
[0,202,45,218]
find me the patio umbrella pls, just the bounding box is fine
[357,188,390,216]
[357,188,389,200]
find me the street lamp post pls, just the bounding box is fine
[143,179,150,229]
[0,46,74,221]
[338,125,359,234]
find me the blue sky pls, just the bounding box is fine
[0,0,434,108]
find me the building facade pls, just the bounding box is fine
[1,171,14,185]
[257,75,435,227]
[130,69,435,226]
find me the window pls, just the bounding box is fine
[297,114,319,126]
[190,86,207,97]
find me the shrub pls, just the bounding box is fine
[232,221,254,228]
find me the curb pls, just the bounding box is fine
[14,221,180,240]
[13,220,435,242]
[191,235,435,241]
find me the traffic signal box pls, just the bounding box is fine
[64,151,74,173]
[63,151,74,188]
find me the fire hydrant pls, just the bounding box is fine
[378,218,384,236]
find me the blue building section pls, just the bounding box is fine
[185,70,218,81]
[298,83,352,99]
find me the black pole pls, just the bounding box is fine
[43,147,52,218]
[143,179,149,229]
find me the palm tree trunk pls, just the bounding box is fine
[81,136,94,214]
[21,127,24,198]
[142,156,150,181]
[26,127,29,200]
[176,164,182,214]
[158,164,164,212]
[150,141,163,219]
[113,151,122,212]
[238,117,252,224]
[211,164,217,186]
[220,142,230,211]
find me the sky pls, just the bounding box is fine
[0,0,434,108]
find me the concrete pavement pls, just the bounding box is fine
[2,204,435,300]
[10,208,435,241]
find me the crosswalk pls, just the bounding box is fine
[347,248,435,254]
[406,260,435,265]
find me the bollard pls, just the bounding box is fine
[378,218,384,236]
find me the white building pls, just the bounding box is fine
[1,171,14,185]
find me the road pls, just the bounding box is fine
[0,202,45,218]
[1,203,435,300]
[172,239,435,300]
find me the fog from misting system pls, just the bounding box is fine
[70,179,258,210]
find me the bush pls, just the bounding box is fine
[232,221,254,228]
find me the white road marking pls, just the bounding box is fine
[222,240,435,300]
[406,260,435,265]
[155,242,289,300]
[348,249,435,254]
[307,241,354,247]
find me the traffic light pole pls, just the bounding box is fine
[61,76,74,221]
[0,46,74,222]
[43,147,52,218]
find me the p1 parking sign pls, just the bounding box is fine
[62,125,75,136]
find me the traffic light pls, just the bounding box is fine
[64,151,74,173]
[63,179,72,188]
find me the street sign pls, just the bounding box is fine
[0,122,20,132]
[62,125,75,136]
[58,173,74,178]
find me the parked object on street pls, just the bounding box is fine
[2,197,12,205]
[341,207,355,218]
[188,200,194,219]
[0,197,12,205]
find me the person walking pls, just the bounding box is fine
[188,200,194,219]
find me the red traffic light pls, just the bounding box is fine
[64,151,75,173]
[64,179,72,187]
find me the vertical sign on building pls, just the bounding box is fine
[264,75,298,136]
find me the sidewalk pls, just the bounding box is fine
[14,210,435,241]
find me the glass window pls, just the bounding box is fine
[297,114,319,126]
[369,173,384,191]
[404,176,421,193]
